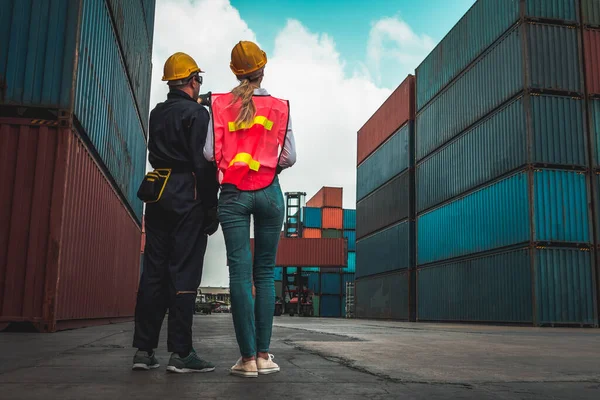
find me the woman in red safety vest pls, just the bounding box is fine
[203,40,296,378]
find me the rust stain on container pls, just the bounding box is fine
[303,228,322,238]
[357,75,415,166]
[0,119,141,332]
[250,238,347,267]
[306,187,343,208]
[322,208,343,230]
[584,29,600,95]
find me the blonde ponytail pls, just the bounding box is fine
[230,79,256,127]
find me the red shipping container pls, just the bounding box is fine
[303,228,322,238]
[322,208,343,230]
[357,75,415,165]
[306,187,343,208]
[250,238,347,267]
[584,29,600,95]
[0,118,141,332]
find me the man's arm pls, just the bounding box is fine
[189,107,219,208]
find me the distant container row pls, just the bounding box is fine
[1,0,156,221]
[303,207,356,230]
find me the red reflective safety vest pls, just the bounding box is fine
[211,92,289,191]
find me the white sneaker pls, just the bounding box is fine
[230,357,258,378]
[257,354,280,375]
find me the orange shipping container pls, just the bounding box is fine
[0,118,141,332]
[322,208,343,229]
[306,187,343,208]
[357,75,415,165]
[303,228,322,238]
[250,238,347,267]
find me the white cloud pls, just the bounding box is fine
[148,1,426,286]
[367,16,435,84]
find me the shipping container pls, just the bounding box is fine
[582,0,600,27]
[344,252,356,273]
[593,100,600,167]
[342,209,356,230]
[320,295,342,317]
[416,23,582,161]
[416,0,579,111]
[343,230,356,251]
[322,229,343,239]
[417,169,590,265]
[322,208,343,230]
[584,29,600,94]
[312,295,320,317]
[141,0,156,43]
[417,94,587,213]
[250,238,347,267]
[303,207,322,228]
[306,187,343,208]
[303,267,320,273]
[105,0,154,132]
[321,273,342,295]
[303,228,322,238]
[357,122,411,201]
[357,170,410,239]
[0,119,141,332]
[307,272,320,293]
[75,0,147,220]
[356,221,413,279]
[355,271,409,320]
[342,273,355,292]
[417,247,596,326]
[274,267,283,281]
[357,75,415,165]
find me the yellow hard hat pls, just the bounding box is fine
[162,52,203,82]
[230,41,267,79]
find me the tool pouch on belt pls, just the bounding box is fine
[136,169,171,203]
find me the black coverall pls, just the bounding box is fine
[133,89,219,355]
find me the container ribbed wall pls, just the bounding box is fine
[417,249,533,323]
[355,271,409,320]
[357,171,410,239]
[0,0,80,109]
[345,252,356,273]
[321,295,342,317]
[343,209,356,230]
[344,230,356,251]
[356,221,412,278]
[357,123,409,201]
[582,0,600,27]
[321,273,341,295]
[303,207,322,229]
[417,170,590,265]
[593,100,600,167]
[75,0,146,221]
[526,0,579,22]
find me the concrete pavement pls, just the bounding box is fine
[0,314,598,399]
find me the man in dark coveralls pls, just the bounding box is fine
[132,52,219,374]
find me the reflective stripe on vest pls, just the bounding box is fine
[229,152,261,171]
[228,116,274,132]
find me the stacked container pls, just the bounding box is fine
[0,0,155,331]
[355,76,417,321]
[415,0,597,326]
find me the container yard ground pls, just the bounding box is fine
[0,315,598,400]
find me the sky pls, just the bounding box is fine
[148,0,476,287]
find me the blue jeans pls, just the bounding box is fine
[218,177,285,357]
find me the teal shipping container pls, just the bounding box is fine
[416,0,580,111]
[321,295,342,317]
[355,271,410,320]
[321,273,342,295]
[417,169,590,265]
[274,267,283,281]
[303,207,322,229]
[307,272,320,293]
[417,94,587,213]
[582,0,600,27]
[592,100,600,167]
[343,231,356,251]
[417,247,596,326]
[343,209,356,230]
[357,123,410,201]
[356,221,413,278]
[343,252,356,273]
[416,22,583,161]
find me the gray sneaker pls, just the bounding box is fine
[166,350,215,373]
[132,350,160,371]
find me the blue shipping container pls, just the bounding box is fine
[344,230,356,251]
[417,94,587,213]
[355,272,409,320]
[321,295,342,317]
[417,23,582,161]
[357,123,409,200]
[582,0,600,26]
[417,170,590,265]
[75,0,147,221]
[417,247,595,325]
[321,273,341,295]
[303,207,322,228]
[343,209,356,230]
[307,272,320,293]
[343,252,356,273]
[356,220,412,279]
